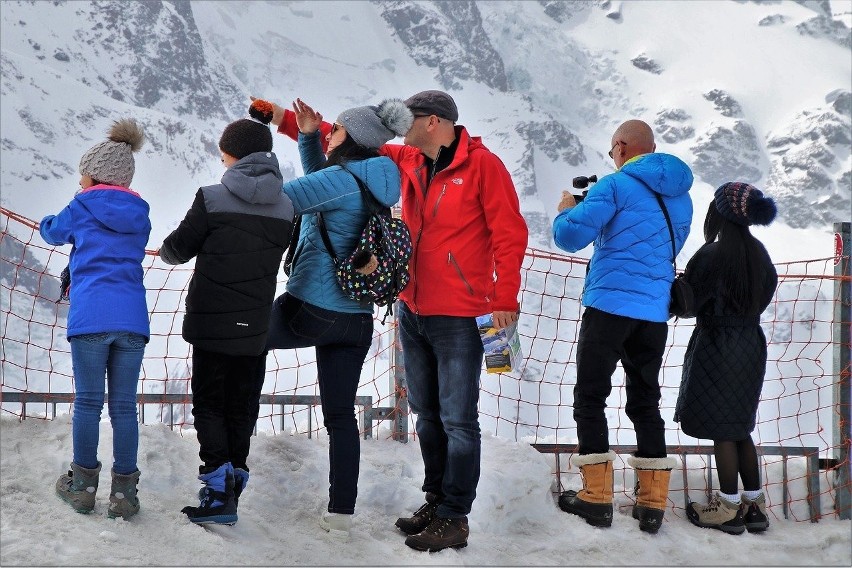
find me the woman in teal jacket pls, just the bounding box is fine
[266,98,412,537]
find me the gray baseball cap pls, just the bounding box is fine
[404,90,459,122]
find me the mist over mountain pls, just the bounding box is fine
[1,0,850,256]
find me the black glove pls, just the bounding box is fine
[58,265,71,301]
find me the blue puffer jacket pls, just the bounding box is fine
[39,185,151,339]
[553,153,693,322]
[284,131,401,313]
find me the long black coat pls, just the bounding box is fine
[673,241,778,441]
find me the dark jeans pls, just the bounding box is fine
[398,303,484,518]
[574,307,668,458]
[266,293,373,514]
[191,348,266,474]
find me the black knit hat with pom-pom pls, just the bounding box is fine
[714,182,777,227]
[219,99,274,160]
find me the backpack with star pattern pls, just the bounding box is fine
[316,170,412,322]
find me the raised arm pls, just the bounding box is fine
[253,96,332,152]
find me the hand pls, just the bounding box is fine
[557,191,577,212]
[355,254,379,275]
[292,98,323,135]
[250,96,285,126]
[492,310,519,330]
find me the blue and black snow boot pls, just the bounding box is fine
[181,462,238,525]
[233,468,249,507]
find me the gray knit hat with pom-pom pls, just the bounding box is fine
[78,119,145,188]
[336,99,414,149]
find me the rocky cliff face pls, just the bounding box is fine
[1,0,849,246]
[765,90,852,228]
[376,0,509,91]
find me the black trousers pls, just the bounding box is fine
[190,347,266,474]
[574,307,668,457]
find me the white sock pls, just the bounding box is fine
[742,489,763,501]
[719,490,741,504]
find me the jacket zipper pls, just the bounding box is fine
[448,251,474,296]
[432,184,447,217]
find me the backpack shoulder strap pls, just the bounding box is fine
[315,212,339,264]
[341,166,387,214]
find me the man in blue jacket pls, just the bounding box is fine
[552,119,693,533]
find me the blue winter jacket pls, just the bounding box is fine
[284,131,401,313]
[552,153,693,322]
[40,185,152,339]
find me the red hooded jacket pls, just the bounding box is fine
[279,115,528,316]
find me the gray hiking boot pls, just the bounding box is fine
[56,462,101,513]
[108,469,141,520]
[686,492,745,535]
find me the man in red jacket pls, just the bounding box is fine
[384,91,527,552]
[268,91,528,551]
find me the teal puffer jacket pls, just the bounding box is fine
[283,131,401,313]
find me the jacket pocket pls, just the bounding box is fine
[447,251,475,296]
[432,184,447,217]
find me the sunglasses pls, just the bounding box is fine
[608,141,625,159]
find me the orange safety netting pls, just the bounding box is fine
[1,207,848,521]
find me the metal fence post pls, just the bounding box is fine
[833,221,851,519]
[390,300,408,443]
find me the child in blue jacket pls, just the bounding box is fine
[40,119,150,519]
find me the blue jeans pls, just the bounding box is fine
[69,332,146,474]
[266,293,373,514]
[398,303,484,518]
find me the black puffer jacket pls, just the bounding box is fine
[160,152,294,356]
[673,241,778,441]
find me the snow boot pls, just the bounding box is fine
[181,462,238,525]
[395,492,441,535]
[557,451,615,527]
[628,455,677,534]
[55,462,101,514]
[687,492,745,535]
[233,468,249,507]
[319,511,353,539]
[742,492,769,533]
[404,516,469,552]
[108,469,140,520]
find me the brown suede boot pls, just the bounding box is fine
[628,456,677,534]
[558,451,616,527]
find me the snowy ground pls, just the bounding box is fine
[1,416,849,566]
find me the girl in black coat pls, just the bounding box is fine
[674,182,778,535]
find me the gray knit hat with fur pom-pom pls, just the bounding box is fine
[79,119,145,188]
[336,98,414,149]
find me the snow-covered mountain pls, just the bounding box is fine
[1,0,849,258]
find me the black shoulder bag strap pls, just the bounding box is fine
[634,177,678,271]
[316,167,382,262]
[654,193,678,272]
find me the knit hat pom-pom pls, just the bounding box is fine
[376,98,414,137]
[107,119,145,152]
[749,195,777,226]
[249,99,275,125]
